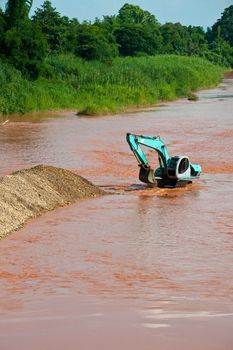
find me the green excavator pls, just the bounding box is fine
[126,133,202,188]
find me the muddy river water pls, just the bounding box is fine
[0,78,233,350]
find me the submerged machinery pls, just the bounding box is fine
[126,133,201,188]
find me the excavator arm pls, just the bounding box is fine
[126,133,171,184]
[126,133,170,168]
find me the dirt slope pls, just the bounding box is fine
[0,165,105,239]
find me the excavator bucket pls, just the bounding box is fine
[139,164,156,184]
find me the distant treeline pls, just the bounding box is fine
[0,1,233,79]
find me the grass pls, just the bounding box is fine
[0,54,226,115]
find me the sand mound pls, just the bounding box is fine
[0,165,105,239]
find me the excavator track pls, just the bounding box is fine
[157,179,192,188]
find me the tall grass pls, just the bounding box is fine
[0,54,226,115]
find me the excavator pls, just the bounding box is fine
[126,133,201,188]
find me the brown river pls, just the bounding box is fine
[0,77,233,350]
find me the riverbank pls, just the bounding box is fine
[0,54,226,115]
[0,165,105,240]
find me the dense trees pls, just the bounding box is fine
[0,9,6,47]
[114,3,161,56]
[115,24,160,56]
[0,0,232,79]
[4,20,47,78]
[1,0,46,78]
[210,5,233,47]
[205,5,233,67]
[75,24,118,61]
[187,26,208,56]
[5,0,32,28]
[32,1,70,52]
[117,3,159,26]
[160,23,189,55]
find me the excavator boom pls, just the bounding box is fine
[126,133,170,168]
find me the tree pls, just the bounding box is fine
[204,5,233,67]
[206,38,233,67]
[5,0,33,28]
[117,3,159,26]
[4,19,47,78]
[100,15,118,33]
[114,4,161,56]
[32,0,70,52]
[115,24,161,56]
[187,26,208,56]
[0,9,6,53]
[75,24,118,62]
[62,18,80,53]
[1,0,47,78]
[160,23,189,55]
[211,5,233,47]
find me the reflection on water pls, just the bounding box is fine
[199,77,233,100]
[0,79,233,349]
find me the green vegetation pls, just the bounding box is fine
[187,93,199,101]
[0,54,225,115]
[0,1,232,114]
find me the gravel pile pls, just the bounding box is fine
[0,165,105,239]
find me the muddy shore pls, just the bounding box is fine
[0,165,105,239]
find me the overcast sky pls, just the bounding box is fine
[1,0,233,28]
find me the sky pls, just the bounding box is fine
[1,0,233,28]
